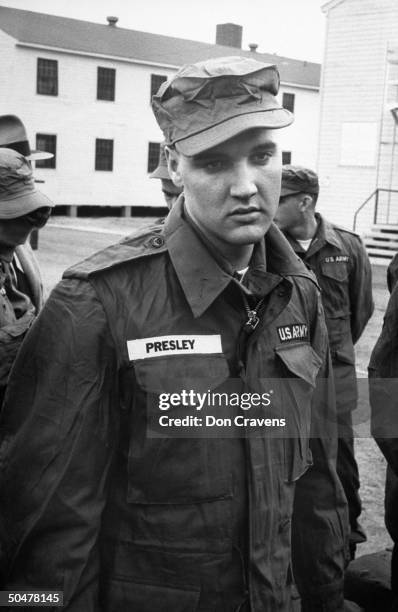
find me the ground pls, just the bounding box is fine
[35,216,394,556]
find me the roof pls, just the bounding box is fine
[321,0,346,14]
[0,6,320,89]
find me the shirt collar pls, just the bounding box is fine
[312,213,342,250]
[163,198,310,318]
[286,213,342,256]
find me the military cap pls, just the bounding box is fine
[0,148,54,219]
[151,56,293,155]
[280,165,319,196]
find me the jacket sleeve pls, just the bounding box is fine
[348,236,374,344]
[369,284,398,476]
[292,291,348,612]
[387,253,398,294]
[0,277,119,611]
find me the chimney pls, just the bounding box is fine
[249,43,258,53]
[216,23,242,49]
[106,16,118,26]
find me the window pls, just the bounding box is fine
[37,58,58,96]
[97,67,116,101]
[147,142,161,173]
[282,92,295,114]
[282,151,292,165]
[95,139,113,171]
[35,134,56,168]
[150,74,167,100]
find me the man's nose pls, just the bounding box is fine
[229,163,258,200]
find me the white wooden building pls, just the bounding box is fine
[318,0,398,236]
[0,6,321,213]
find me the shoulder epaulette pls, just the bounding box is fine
[330,223,361,239]
[63,224,167,280]
[285,268,321,292]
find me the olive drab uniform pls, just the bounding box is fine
[283,212,373,550]
[369,277,398,607]
[0,244,43,407]
[0,200,347,611]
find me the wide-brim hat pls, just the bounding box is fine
[0,114,54,161]
[0,148,54,219]
[152,56,293,156]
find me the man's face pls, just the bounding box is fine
[0,207,51,254]
[169,128,281,252]
[161,179,182,210]
[273,193,303,233]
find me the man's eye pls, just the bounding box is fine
[252,152,272,164]
[203,160,224,171]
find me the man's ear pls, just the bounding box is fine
[299,194,314,212]
[165,146,184,188]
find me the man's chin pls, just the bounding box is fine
[227,224,270,245]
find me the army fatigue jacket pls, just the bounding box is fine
[0,243,43,404]
[369,282,398,561]
[284,214,373,413]
[0,200,347,611]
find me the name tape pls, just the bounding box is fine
[127,334,222,361]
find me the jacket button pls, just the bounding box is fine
[150,236,164,248]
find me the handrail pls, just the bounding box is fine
[353,188,398,231]
[353,190,377,232]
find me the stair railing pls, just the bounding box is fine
[353,190,377,232]
[353,188,398,231]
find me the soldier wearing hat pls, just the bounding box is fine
[0,148,53,407]
[0,115,54,161]
[150,143,183,209]
[274,164,374,559]
[0,57,347,611]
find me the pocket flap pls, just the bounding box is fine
[275,343,323,387]
[321,261,349,281]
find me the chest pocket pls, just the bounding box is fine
[274,342,323,482]
[320,260,349,282]
[134,353,229,394]
[127,353,233,505]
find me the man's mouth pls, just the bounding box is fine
[230,206,261,217]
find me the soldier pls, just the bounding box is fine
[0,148,53,406]
[369,267,398,611]
[0,57,347,611]
[274,165,374,559]
[0,114,54,162]
[150,143,183,209]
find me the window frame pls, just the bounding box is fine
[147,142,161,173]
[150,73,167,101]
[95,138,114,171]
[37,58,58,96]
[97,66,116,101]
[282,92,295,114]
[35,134,57,169]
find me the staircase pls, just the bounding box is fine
[363,225,398,265]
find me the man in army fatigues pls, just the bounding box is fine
[274,165,374,559]
[0,148,53,407]
[0,57,347,611]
